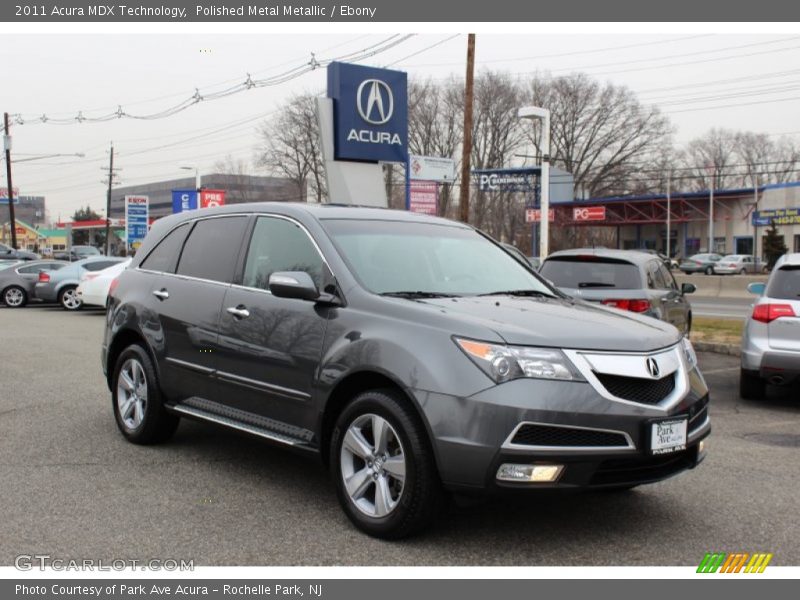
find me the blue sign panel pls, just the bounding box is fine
[125,195,149,245]
[473,168,540,192]
[327,61,408,163]
[172,189,198,214]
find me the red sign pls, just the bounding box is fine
[525,208,554,223]
[200,189,226,209]
[409,181,438,215]
[573,206,606,222]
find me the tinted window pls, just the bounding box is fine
[766,266,800,300]
[17,264,46,274]
[658,263,678,290]
[647,261,666,289]
[140,223,190,274]
[540,257,642,289]
[83,260,121,272]
[325,219,551,296]
[176,217,247,283]
[243,217,324,289]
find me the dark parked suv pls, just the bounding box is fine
[103,204,710,538]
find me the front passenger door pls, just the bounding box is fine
[214,215,332,435]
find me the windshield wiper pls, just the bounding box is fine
[379,291,460,299]
[577,282,616,288]
[478,289,556,298]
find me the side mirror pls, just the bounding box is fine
[268,271,320,301]
[681,283,696,295]
[747,282,766,295]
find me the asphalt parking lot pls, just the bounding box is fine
[1,305,798,566]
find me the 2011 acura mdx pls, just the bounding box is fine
[102,203,710,539]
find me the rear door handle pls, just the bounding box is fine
[226,306,250,319]
[152,289,169,300]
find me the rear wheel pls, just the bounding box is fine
[59,286,81,311]
[2,285,27,308]
[739,268,746,275]
[330,389,442,539]
[740,369,766,400]
[112,344,179,444]
[704,266,713,275]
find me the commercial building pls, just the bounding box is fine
[552,182,800,259]
[108,173,304,219]
[0,195,47,228]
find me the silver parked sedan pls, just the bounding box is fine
[540,248,696,335]
[0,260,69,308]
[740,253,800,399]
[33,256,126,310]
[713,254,765,275]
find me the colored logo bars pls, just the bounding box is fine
[697,552,773,573]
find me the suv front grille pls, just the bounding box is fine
[594,372,675,404]
[510,424,629,447]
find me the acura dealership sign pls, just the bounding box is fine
[327,62,408,163]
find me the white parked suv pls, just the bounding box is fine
[740,253,800,399]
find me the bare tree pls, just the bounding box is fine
[735,132,800,186]
[679,128,740,190]
[255,93,325,202]
[211,155,262,204]
[525,72,673,198]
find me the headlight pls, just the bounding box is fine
[682,337,697,369]
[455,338,584,383]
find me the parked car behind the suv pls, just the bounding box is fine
[712,254,765,275]
[540,249,695,335]
[740,253,800,399]
[53,245,102,262]
[35,256,126,310]
[0,242,39,261]
[679,253,723,275]
[103,204,710,539]
[0,259,69,307]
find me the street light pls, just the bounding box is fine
[518,106,551,258]
[180,165,201,191]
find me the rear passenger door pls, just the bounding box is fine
[213,215,331,434]
[153,216,249,402]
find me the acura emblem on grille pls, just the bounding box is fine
[646,357,660,378]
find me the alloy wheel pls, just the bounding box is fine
[4,287,25,307]
[117,358,148,431]
[340,413,406,518]
[61,288,81,310]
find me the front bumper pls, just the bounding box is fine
[416,348,710,492]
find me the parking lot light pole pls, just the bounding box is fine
[518,106,551,258]
[3,112,17,250]
[180,165,201,192]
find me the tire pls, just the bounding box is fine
[59,285,82,311]
[739,268,746,275]
[685,314,692,337]
[112,344,179,444]
[2,285,28,308]
[740,369,766,400]
[330,389,442,539]
[704,266,713,275]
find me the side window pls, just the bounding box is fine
[176,217,248,284]
[242,216,324,290]
[140,223,190,274]
[658,263,678,290]
[649,262,667,289]
[17,264,44,274]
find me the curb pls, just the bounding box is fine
[693,340,741,357]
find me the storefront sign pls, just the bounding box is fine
[752,207,800,226]
[409,155,456,182]
[409,181,438,215]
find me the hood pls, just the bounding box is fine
[416,295,679,352]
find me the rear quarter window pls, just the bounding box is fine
[140,223,190,274]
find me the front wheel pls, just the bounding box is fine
[112,344,179,444]
[59,286,82,310]
[739,268,746,275]
[704,266,714,275]
[2,285,28,308]
[330,389,442,539]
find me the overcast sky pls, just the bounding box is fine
[3,33,800,219]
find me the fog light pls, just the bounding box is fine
[496,463,563,483]
[699,440,707,454]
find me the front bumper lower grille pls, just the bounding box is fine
[590,449,696,486]
[594,372,675,404]
[510,424,629,448]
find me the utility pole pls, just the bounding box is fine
[3,112,18,249]
[103,143,116,256]
[753,172,759,261]
[708,168,715,253]
[666,172,671,257]
[458,33,476,224]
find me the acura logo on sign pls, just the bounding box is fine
[646,357,660,378]
[356,79,394,125]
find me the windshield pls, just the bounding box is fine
[540,256,642,289]
[323,219,553,296]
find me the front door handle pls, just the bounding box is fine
[152,289,169,300]
[226,306,250,319]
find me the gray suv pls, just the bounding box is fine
[102,204,710,538]
[740,253,800,399]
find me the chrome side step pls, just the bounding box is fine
[171,398,315,449]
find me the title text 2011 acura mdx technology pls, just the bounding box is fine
[102,204,710,539]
